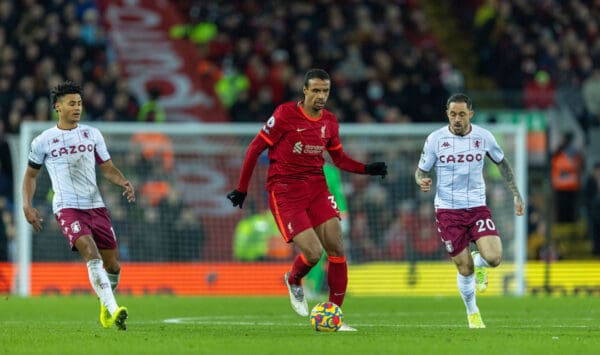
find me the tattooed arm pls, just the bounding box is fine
[497,158,525,216]
[415,169,433,192]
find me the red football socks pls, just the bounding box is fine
[288,254,313,285]
[327,255,348,306]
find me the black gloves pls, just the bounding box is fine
[365,162,388,178]
[227,189,247,208]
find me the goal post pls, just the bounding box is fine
[11,121,527,296]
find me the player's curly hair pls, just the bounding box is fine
[50,81,83,105]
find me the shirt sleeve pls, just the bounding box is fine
[485,131,504,164]
[418,134,437,172]
[328,148,365,173]
[326,119,342,150]
[257,106,286,146]
[325,117,363,172]
[93,128,111,164]
[28,135,46,168]
[236,134,268,192]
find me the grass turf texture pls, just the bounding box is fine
[1,296,599,354]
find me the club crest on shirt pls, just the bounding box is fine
[82,130,90,139]
[473,138,482,149]
[321,125,326,138]
[70,221,81,234]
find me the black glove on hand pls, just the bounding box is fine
[365,162,388,178]
[227,189,247,208]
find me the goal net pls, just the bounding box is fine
[11,122,527,296]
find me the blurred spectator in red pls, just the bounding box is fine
[524,70,556,109]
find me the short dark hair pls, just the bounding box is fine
[446,93,472,110]
[51,81,83,104]
[303,68,330,88]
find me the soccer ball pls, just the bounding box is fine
[310,302,343,332]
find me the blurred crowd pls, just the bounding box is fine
[0,0,141,135]
[1,0,600,262]
[174,0,458,124]
[461,0,600,133]
[458,0,600,259]
[0,0,141,262]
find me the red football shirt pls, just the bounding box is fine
[258,101,342,190]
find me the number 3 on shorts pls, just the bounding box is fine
[328,195,338,209]
[476,218,496,232]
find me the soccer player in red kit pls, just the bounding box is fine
[227,69,387,331]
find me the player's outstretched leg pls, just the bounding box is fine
[471,251,488,292]
[467,312,486,329]
[284,272,308,316]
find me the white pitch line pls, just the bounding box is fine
[161,317,600,329]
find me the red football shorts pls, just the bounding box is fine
[268,181,340,242]
[435,205,500,257]
[54,207,118,250]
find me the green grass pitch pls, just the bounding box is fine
[1,295,599,354]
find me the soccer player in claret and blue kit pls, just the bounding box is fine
[415,93,525,329]
[22,81,135,330]
[227,68,387,331]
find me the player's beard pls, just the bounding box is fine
[452,122,468,136]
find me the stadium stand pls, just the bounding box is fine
[2,0,600,263]
[0,0,140,135]
[449,0,600,258]
[172,0,454,123]
[0,0,139,261]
